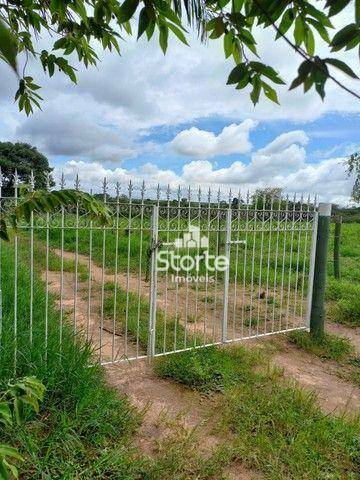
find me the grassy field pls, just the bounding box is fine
[327,223,360,327]
[155,346,360,479]
[31,211,312,288]
[0,216,359,477]
[0,241,145,478]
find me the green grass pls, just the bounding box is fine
[32,213,360,328]
[155,345,360,479]
[0,240,142,478]
[33,213,311,290]
[326,223,360,327]
[155,345,263,392]
[288,330,355,361]
[224,380,360,479]
[103,281,203,355]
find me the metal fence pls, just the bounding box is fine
[0,170,318,367]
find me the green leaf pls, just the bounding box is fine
[118,0,139,23]
[324,58,359,79]
[294,16,305,46]
[146,21,156,40]
[235,73,249,89]
[0,404,12,426]
[250,76,261,105]
[232,38,242,64]
[306,18,330,43]
[0,20,18,74]
[249,62,285,85]
[0,460,9,480]
[161,6,183,27]
[326,0,351,17]
[305,3,333,28]
[331,24,359,51]
[0,446,23,462]
[276,9,294,39]
[289,75,304,90]
[159,24,168,54]
[262,81,279,104]
[137,7,150,39]
[167,22,189,46]
[227,62,248,84]
[304,27,315,55]
[224,31,233,59]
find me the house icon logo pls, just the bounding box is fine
[173,225,209,249]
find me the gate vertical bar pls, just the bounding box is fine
[222,207,232,343]
[148,205,159,357]
[13,169,18,373]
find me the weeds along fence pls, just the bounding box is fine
[0,170,320,368]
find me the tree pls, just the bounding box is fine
[346,152,360,204]
[0,142,54,197]
[252,186,283,209]
[0,0,358,115]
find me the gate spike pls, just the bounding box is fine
[166,184,171,202]
[102,177,108,200]
[13,168,19,187]
[156,183,161,203]
[140,180,146,201]
[74,173,80,191]
[115,181,121,200]
[207,187,211,204]
[0,166,3,189]
[187,185,191,203]
[45,171,51,191]
[60,173,66,190]
[217,188,221,204]
[29,170,35,191]
[197,186,202,204]
[128,180,133,200]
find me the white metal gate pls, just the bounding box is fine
[0,171,318,367]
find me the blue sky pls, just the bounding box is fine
[122,112,360,173]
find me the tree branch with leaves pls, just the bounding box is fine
[0,0,358,114]
[0,185,111,241]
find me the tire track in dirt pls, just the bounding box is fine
[45,248,262,479]
[47,248,360,415]
[45,246,360,480]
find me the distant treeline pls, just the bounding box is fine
[332,205,360,223]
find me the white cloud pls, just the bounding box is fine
[257,130,308,155]
[55,130,355,205]
[171,120,257,158]
[0,6,358,163]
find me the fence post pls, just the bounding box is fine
[333,215,342,279]
[148,205,159,357]
[309,202,332,338]
[221,208,232,343]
